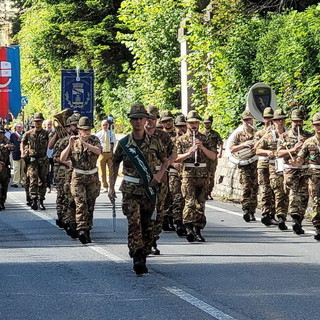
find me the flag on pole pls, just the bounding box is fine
[0,46,21,119]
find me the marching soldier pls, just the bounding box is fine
[52,114,79,238]
[60,116,102,244]
[145,106,177,255]
[170,115,187,236]
[256,109,288,228]
[278,109,311,234]
[0,126,14,210]
[159,110,176,231]
[255,107,277,226]
[230,110,258,222]
[109,103,168,275]
[21,112,49,210]
[202,115,223,200]
[176,110,217,242]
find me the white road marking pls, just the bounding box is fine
[164,286,237,320]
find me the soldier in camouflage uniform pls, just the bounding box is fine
[277,109,311,234]
[292,112,320,240]
[145,106,177,255]
[21,112,49,211]
[170,115,187,236]
[60,116,102,244]
[0,126,14,210]
[254,107,277,226]
[202,115,223,200]
[159,110,176,231]
[109,103,168,275]
[256,109,288,229]
[176,110,217,242]
[230,110,258,222]
[53,114,79,238]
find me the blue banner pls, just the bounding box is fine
[61,69,94,120]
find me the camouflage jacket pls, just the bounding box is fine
[176,130,216,178]
[113,132,166,195]
[297,135,320,174]
[277,129,311,164]
[0,136,13,166]
[202,129,223,149]
[21,128,49,158]
[70,135,101,170]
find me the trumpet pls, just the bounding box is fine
[192,130,200,167]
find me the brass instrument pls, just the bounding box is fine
[192,130,200,167]
[53,108,74,139]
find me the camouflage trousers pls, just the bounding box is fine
[269,164,288,217]
[64,169,76,224]
[181,176,207,229]
[70,172,100,231]
[169,173,184,223]
[309,174,320,227]
[55,166,67,222]
[0,166,10,204]
[239,162,258,213]
[27,157,49,200]
[152,183,168,242]
[257,167,275,216]
[122,192,155,258]
[55,166,76,224]
[283,169,309,218]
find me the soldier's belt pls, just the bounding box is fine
[169,168,179,173]
[123,175,142,184]
[283,164,308,169]
[309,164,320,169]
[258,156,269,161]
[73,167,98,175]
[184,163,207,168]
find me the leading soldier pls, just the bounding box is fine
[176,110,217,242]
[21,112,49,210]
[109,103,168,275]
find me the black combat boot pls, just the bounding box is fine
[185,223,195,243]
[314,227,320,240]
[56,218,65,229]
[261,214,272,226]
[0,203,5,210]
[242,210,251,223]
[151,240,160,255]
[133,251,148,275]
[66,222,78,238]
[175,220,187,237]
[278,215,288,230]
[168,216,176,231]
[26,197,32,207]
[162,215,170,231]
[292,215,304,235]
[39,200,46,210]
[78,230,91,244]
[194,226,205,242]
[31,199,38,210]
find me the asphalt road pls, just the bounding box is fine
[1,184,320,320]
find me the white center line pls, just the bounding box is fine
[164,286,237,320]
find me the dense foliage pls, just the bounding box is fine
[12,0,320,134]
